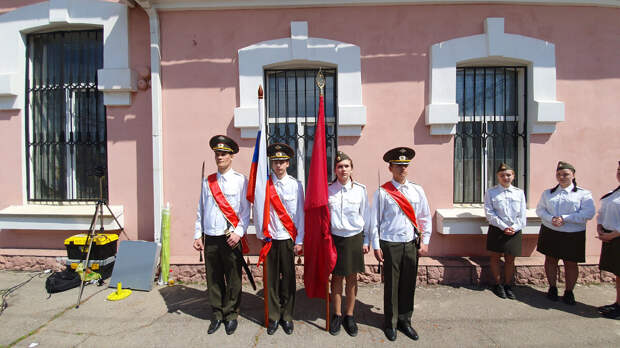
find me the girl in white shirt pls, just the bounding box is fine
[536,161,595,305]
[483,163,526,300]
[596,161,620,319]
[327,151,369,337]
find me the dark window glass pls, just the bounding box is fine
[454,67,527,204]
[265,69,337,184]
[26,30,107,201]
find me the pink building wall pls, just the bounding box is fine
[0,2,618,266]
[158,4,620,263]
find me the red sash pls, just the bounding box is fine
[381,181,420,230]
[257,177,298,266]
[207,173,250,254]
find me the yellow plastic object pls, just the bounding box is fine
[75,263,101,282]
[64,233,119,246]
[107,282,132,301]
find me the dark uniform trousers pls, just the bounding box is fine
[266,239,296,322]
[204,235,242,321]
[380,240,418,328]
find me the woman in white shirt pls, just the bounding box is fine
[596,161,620,319]
[536,161,595,305]
[327,151,369,337]
[484,163,526,300]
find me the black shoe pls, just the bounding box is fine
[208,319,222,334]
[343,315,358,337]
[492,284,506,299]
[280,320,294,335]
[224,319,238,335]
[504,285,516,300]
[602,304,620,319]
[563,290,576,305]
[329,315,342,336]
[266,320,278,335]
[547,286,559,301]
[397,320,419,341]
[597,303,617,313]
[384,327,397,341]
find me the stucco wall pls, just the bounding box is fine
[158,4,620,263]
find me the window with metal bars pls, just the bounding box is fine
[454,66,528,204]
[26,30,108,202]
[264,69,338,185]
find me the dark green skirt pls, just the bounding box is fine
[599,228,620,276]
[537,224,585,263]
[332,233,365,276]
[486,225,522,256]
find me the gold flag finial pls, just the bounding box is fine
[315,67,325,96]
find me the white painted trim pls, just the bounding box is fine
[0,205,124,230]
[234,21,366,138]
[436,208,541,235]
[425,18,565,135]
[0,0,136,110]
[150,0,620,11]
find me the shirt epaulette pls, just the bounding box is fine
[352,181,366,189]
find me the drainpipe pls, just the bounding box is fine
[136,0,164,244]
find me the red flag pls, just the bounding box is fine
[303,93,337,299]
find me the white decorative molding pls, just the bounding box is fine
[0,205,124,230]
[150,0,620,11]
[436,208,541,235]
[0,0,136,110]
[235,21,366,138]
[425,17,564,135]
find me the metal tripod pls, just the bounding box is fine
[75,174,124,308]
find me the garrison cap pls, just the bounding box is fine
[496,163,514,173]
[556,161,575,173]
[268,143,294,161]
[209,135,239,154]
[383,147,415,164]
[334,151,351,166]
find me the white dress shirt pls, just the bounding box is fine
[328,179,370,238]
[257,173,305,245]
[366,179,432,250]
[194,169,250,239]
[598,188,620,232]
[536,183,596,233]
[484,184,527,231]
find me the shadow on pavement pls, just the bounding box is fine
[512,285,601,318]
[159,285,212,320]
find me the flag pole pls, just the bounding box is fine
[315,69,330,332]
[257,85,270,328]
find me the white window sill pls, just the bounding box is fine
[0,205,123,231]
[436,208,540,235]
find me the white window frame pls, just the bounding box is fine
[425,17,564,136]
[235,21,366,139]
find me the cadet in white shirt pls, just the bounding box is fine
[484,163,527,300]
[365,147,431,342]
[192,135,250,335]
[327,151,369,337]
[257,143,304,336]
[536,161,595,305]
[596,161,620,319]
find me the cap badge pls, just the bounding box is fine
[399,155,406,161]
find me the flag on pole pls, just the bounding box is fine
[303,78,337,299]
[247,86,272,266]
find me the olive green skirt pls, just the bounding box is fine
[332,233,365,276]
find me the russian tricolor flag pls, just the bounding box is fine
[247,85,270,251]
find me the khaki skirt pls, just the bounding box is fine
[332,233,365,276]
[537,224,585,263]
[599,228,620,276]
[486,225,522,256]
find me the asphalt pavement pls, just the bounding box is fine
[0,270,619,348]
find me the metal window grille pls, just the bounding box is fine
[26,30,108,202]
[454,66,528,204]
[264,69,338,184]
